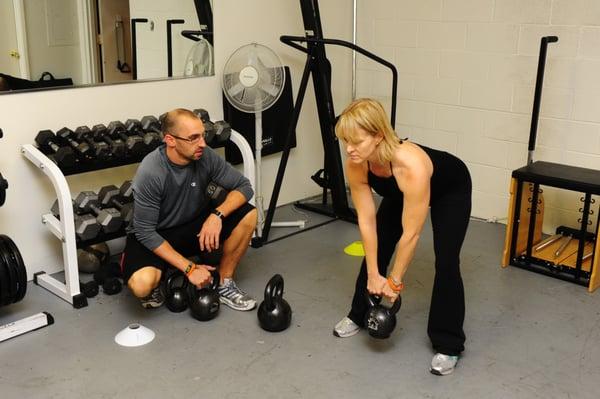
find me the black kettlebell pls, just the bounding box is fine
[364,292,402,339]
[102,277,122,295]
[257,274,292,332]
[188,271,220,321]
[165,272,189,313]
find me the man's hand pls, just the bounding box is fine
[187,264,216,288]
[198,214,222,252]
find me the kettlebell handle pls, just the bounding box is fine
[166,271,188,296]
[365,290,401,314]
[264,274,284,310]
[389,295,402,315]
[365,291,378,308]
[210,270,220,291]
[186,270,220,299]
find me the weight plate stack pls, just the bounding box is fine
[0,234,27,306]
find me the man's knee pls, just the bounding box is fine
[239,208,257,231]
[128,266,162,298]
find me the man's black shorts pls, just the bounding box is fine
[121,203,255,282]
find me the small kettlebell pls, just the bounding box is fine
[165,272,189,313]
[364,291,402,339]
[257,274,292,332]
[188,271,220,321]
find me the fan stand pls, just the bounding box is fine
[254,109,305,239]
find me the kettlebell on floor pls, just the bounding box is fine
[257,274,292,332]
[188,271,220,321]
[165,271,189,313]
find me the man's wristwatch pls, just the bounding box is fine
[211,209,225,220]
[184,262,196,277]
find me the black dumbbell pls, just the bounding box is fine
[56,127,94,161]
[119,180,133,200]
[80,280,99,298]
[193,108,210,123]
[124,119,143,132]
[140,115,164,148]
[124,119,154,154]
[75,126,111,161]
[206,181,228,208]
[35,130,76,169]
[51,200,101,241]
[74,191,123,234]
[97,184,134,224]
[107,121,145,157]
[213,121,232,144]
[93,262,123,295]
[204,120,216,145]
[127,117,162,151]
[141,115,162,134]
[91,124,126,159]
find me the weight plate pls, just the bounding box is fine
[0,241,11,306]
[0,236,18,304]
[0,235,27,302]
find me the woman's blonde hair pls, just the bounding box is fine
[335,98,401,163]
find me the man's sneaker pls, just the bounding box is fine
[140,286,164,309]
[218,278,256,311]
[430,353,459,376]
[333,316,360,338]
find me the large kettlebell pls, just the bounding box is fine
[165,271,189,313]
[257,274,292,332]
[188,271,220,321]
[364,292,402,339]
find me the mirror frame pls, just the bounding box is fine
[0,0,214,95]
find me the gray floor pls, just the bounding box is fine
[2,208,600,399]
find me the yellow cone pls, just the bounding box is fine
[344,241,365,257]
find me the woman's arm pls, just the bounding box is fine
[387,158,431,292]
[346,160,387,292]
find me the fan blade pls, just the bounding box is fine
[247,49,258,68]
[257,82,280,98]
[226,81,245,97]
[255,54,270,70]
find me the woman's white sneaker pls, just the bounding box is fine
[430,353,459,375]
[333,317,360,338]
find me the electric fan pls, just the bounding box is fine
[184,37,214,77]
[222,43,304,238]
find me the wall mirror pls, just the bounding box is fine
[0,0,213,93]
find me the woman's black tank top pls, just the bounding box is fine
[367,144,469,203]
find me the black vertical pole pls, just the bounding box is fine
[193,0,213,46]
[297,0,352,220]
[260,52,315,244]
[525,183,540,258]
[575,194,592,280]
[509,181,524,261]
[528,36,558,164]
[131,18,148,80]
[167,19,185,77]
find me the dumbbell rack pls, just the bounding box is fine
[20,130,255,308]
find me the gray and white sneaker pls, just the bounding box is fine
[140,285,164,309]
[218,278,256,311]
[430,353,459,376]
[333,316,360,338]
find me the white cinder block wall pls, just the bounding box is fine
[356,0,600,233]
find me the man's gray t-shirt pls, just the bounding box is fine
[130,145,253,250]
